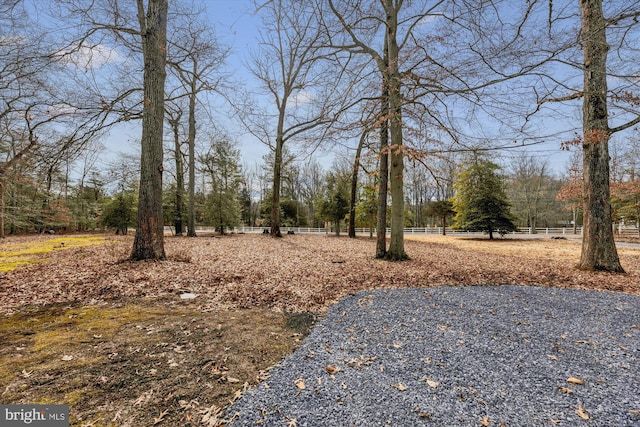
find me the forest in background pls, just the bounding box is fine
[2,0,640,270]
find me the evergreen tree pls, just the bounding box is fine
[318,172,350,236]
[355,182,378,238]
[200,139,242,234]
[101,192,136,235]
[452,159,517,239]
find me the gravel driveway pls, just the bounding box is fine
[226,285,640,426]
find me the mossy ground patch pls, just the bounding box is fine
[0,236,111,272]
[0,301,315,426]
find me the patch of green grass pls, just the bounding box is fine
[0,235,111,272]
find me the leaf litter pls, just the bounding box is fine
[1,233,639,425]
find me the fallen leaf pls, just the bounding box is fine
[200,404,222,425]
[567,377,585,385]
[153,409,169,425]
[61,355,73,361]
[577,404,589,420]
[391,383,408,391]
[294,378,306,390]
[227,376,241,383]
[550,419,562,424]
[558,386,573,394]
[480,415,490,426]
[325,365,340,375]
[420,377,439,388]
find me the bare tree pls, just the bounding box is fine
[326,1,399,257]
[239,0,345,237]
[571,0,635,272]
[556,151,583,235]
[516,1,640,271]
[165,106,185,234]
[130,0,169,259]
[167,10,228,237]
[508,154,550,232]
[430,0,640,271]
[0,2,109,237]
[52,0,169,259]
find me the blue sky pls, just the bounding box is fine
[98,0,577,177]
[103,0,271,170]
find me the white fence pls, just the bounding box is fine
[173,226,592,236]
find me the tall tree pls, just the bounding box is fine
[165,107,185,234]
[328,0,409,259]
[131,0,169,260]
[167,11,228,237]
[512,1,640,271]
[348,131,368,238]
[573,0,629,272]
[242,0,345,237]
[52,0,170,259]
[376,54,390,258]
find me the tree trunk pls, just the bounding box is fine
[375,92,389,258]
[441,215,446,236]
[349,132,366,238]
[384,0,408,261]
[0,179,4,239]
[131,0,168,261]
[577,0,623,272]
[270,135,284,237]
[187,74,197,237]
[170,117,184,235]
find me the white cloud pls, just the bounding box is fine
[417,12,445,27]
[55,43,123,70]
[291,89,314,107]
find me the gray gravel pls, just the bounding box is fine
[226,285,640,426]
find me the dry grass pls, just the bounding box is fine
[406,234,585,261]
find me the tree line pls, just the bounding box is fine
[6,140,639,242]
[2,0,640,272]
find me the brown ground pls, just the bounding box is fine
[1,233,638,426]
